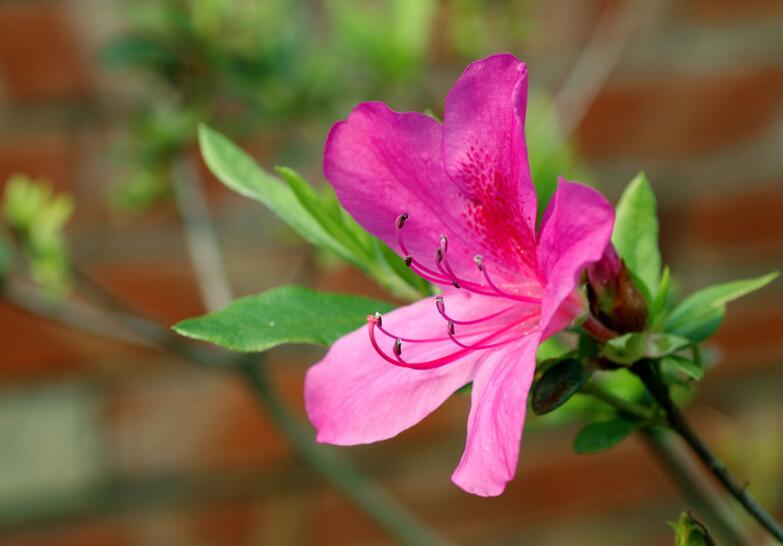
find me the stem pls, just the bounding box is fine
[633,360,783,544]
[241,362,455,546]
[641,428,754,546]
[172,156,232,312]
[579,381,655,421]
[2,280,455,546]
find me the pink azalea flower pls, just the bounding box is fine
[304,54,615,496]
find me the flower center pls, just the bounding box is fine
[364,213,542,370]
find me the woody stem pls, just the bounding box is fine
[632,359,783,544]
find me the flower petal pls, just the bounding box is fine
[537,179,615,335]
[442,53,538,278]
[451,332,541,496]
[305,291,507,445]
[324,102,480,279]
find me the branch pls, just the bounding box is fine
[641,428,755,546]
[633,360,783,544]
[172,156,232,312]
[1,280,455,546]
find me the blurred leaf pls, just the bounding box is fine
[0,231,12,280]
[531,359,591,415]
[573,418,636,454]
[612,173,660,300]
[665,272,779,342]
[101,35,176,72]
[536,336,570,361]
[113,170,171,212]
[174,285,394,352]
[602,332,691,365]
[2,175,73,295]
[670,512,715,546]
[661,355,704,381]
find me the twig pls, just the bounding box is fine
[579,381,656,421]
[241,362,455,546]
[555,0,654,139]
[641,428,754,546]
[172,156,232,312]
[1,279,456,546]
[633,360,783,544]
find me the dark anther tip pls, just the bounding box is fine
[452,280,461,289]
[404,255,413,267]
[447,320,455,336]
[435,248,443,263]
[473,254,484,269]
[393,338,403,357]
[396,213,409,229]
[435,295,445,313]
[373,311,383,326]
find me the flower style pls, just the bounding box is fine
[304,54,615,496]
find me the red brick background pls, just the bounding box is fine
[1,1,782,545]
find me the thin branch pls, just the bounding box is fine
[1,280,456,546]
[172,156,232,312]
[641,428,755,546]
[241,362,455,546]
[633,360,783,544]
[555,0,655,139]
[579,381,656,421]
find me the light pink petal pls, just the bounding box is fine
[324,102,481,280]
[305,291,510,445]
[442,53,538,278]
[451,332,541,496]
[537,179,615,335]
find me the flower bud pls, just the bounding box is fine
[587,246,648,334]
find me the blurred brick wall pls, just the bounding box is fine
[0,1,782,545]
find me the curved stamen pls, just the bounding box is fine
[474,255,541,304]
[374,309,499,343]
[435,295,514,325]
[367,316,523,371]
[447,321,524,350]
[396,215,543,304]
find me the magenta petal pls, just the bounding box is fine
[305,292,503,445]
[324,102,480,277]
[442,54,538,277]
[451,332,541,496]
[537,179,615,335]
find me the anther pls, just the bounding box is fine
[474,255,484,270]
[393,338,403,357]
[373,311,383,327]
[452,280,461,289]
[396,213,409,229]
[435,295,445,314]
[447,320,455,336]
[404,255,413,266]
[439,234,448,252]
[435,247,443,263]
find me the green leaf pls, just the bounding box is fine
[665,272,779,342]
[671,512,714,546]
[602,332,691,365]
[199,125,342,256]
[612,173,660,299]
[662,355,704,381]
[173,285,395,353]
[573,418,636,454]
[531,359,592,415]
[651,265,671,326]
